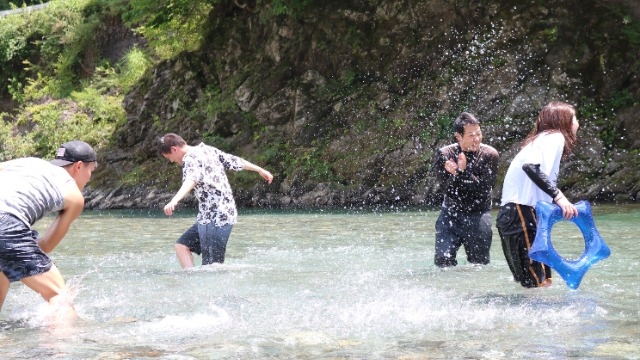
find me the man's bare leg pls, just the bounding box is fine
[0,272,10,311]
[21,264,76,322]
[175,243,194,268]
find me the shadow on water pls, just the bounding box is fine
[470,291,600,313]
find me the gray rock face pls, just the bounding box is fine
[94,0,640,210]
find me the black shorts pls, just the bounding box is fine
[496,203,552,288]
[0,212,53,282]
[176,221,233,265]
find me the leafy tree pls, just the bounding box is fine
[123,0,217,59]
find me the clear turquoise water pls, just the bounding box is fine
[0,204,638,359]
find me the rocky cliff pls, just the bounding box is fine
[86,0,640,210]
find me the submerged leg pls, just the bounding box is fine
[434,211,461,267]
[463,211,492,265]
[0,272,9,311]
[20,264,76,321]
[175,223,200,269]
[198,223,233,265]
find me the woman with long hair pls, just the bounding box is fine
[496,101,579,288]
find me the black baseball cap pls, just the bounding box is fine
[50,140,97,166]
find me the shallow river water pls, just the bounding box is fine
[0,204,638,359]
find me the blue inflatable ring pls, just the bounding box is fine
[528,200,611,289]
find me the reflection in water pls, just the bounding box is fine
[0,206,639,358]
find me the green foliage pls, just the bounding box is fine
[432,114,455,141]
[84,47,151,96]
[621,15,640,46]
[542,27,558,42]
[580,91,638,151]
[123,0,215,59]
[313,69,357,101]
[610,89,637,108]
[203,86,237,117]
[579,97,620,149]
[0,0,150,162]
[117,159,176,187]
[234,138,338,185]
[201,133,233,153]
[0,10,30,97]
[295,148,335,182]
[0,17,26,62]
[0,116,33,159]
[117,47,151,92]
[265,0,313,17]
[7,76,24,102]
[70,87,126,125]
[0,0,98,99]
[119,164,142,186]
[25,103,90,154]
[0,0,149,101]
[1,98,116,160]
[279,141,339,183]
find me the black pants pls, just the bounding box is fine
[434,208,492,267]
[496,203,552,288]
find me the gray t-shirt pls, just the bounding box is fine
[0,157,73,227]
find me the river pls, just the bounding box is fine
[0,204,638,359]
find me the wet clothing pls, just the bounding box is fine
[177,222,233,264]
[497,131,565,287]
[435,208,492,267]
[178,143,245,264]
[499,132,564,207]
[182,143,244,227]
[0,213,50,282]
[433,144,499,214]
[0,158,74,282]
[496,203,551,287]
[0,157,70,226]
[432,143,499,267]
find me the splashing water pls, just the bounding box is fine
[0,206,638,358]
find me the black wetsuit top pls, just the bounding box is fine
[432,143,500,214]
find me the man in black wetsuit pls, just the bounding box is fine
[431,112,499,267]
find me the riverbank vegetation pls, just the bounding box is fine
[1,0,640,208]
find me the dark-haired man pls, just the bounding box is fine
[0,140,97,318]
[431,112,499,267]
[158,133,273,268]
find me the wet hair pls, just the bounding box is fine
[157,133,187,154]
[521,101,577,156]
[452,112,479,135]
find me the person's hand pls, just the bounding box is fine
[259,169,273,184]
[555,195,577,220]
[444,159,458,174]
[457,152,467,171]
[164,201,178,216]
